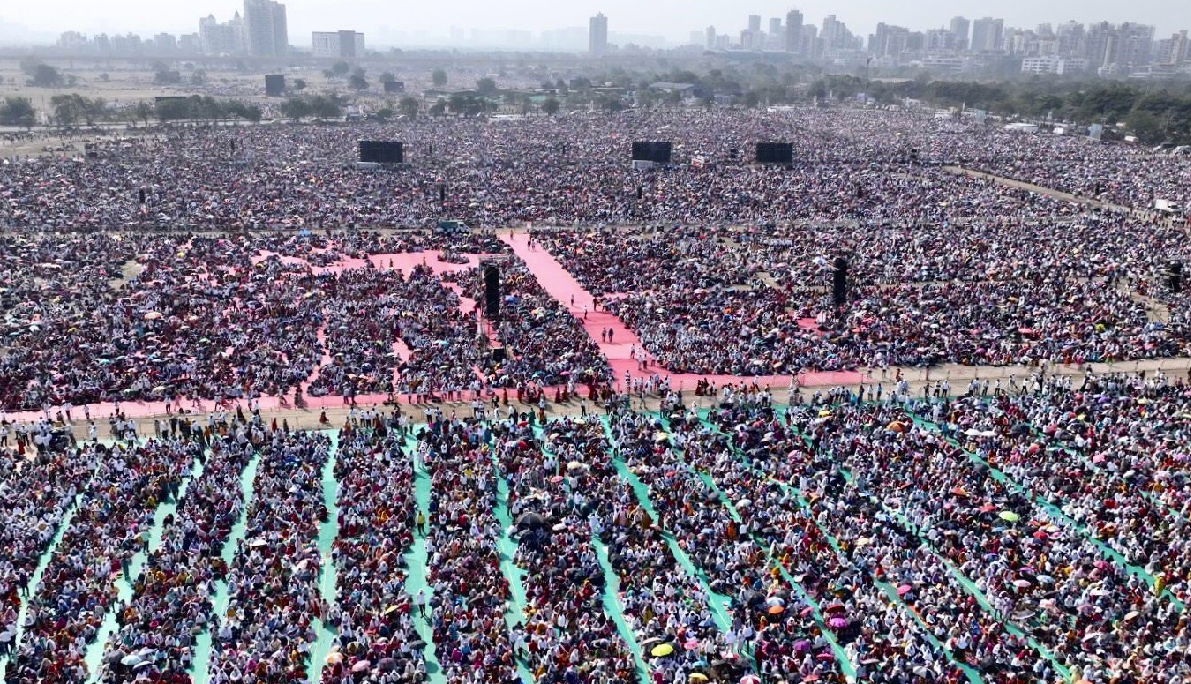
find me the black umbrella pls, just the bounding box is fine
[516,512,546,528]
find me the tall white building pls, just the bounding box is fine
[785,9,803,53]
[199,12,243,55]
[970,17,1004,53]
[589,13,608,55]
[312,30,364,58]
[244,0,288,57]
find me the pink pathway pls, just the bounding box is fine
[500,233,863,391]
[0,247,863,423]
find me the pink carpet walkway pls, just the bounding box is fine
[501,233,864,391]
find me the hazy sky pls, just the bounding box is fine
[4,0,1190,44]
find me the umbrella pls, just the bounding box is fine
[351,660,371,673]
[650,643,674,657]
[767,605,785,615]
[516,513,545,528]
[793,639,812,652]
[828,617,847,629]
[740,676,761,684]
[999,511,1020,522]
[897,584,912,596]
[326,652,343,665]
[551,522,567,532]
[689,675,708,682]
[121,655,142,666]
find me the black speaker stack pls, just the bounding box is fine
[1168,260,1184,293]
[832,257,848,306]
[484,266,501,318]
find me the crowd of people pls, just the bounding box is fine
[8,369,1191,682]
[4,109,1187,231]
[320,427,427,683]
[5,104,1191,684]
[7,440,197,683]
[444,259,612,388]
[206,431,331,683]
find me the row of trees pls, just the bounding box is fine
[808,75,1191,145]
[280,94,347,120]
[155,96,262,122]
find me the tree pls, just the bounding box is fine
[0,98,35,127]
[431,68,448,87]
[448,92,468,115]
[375,107,394,121]
[331,61,350,77]
[542,96,560,115]
[399,96,420,119]
[84,97,107,125]
[190,70,206,86]
[281,97,313,120]
[155,69,182,85]
[155,98,192,121]
[476,77,497,96]
[379,72,396,84]
[429,99,447,117]
[309,95,344,119]
[31,64,63,87]
[134,102,153,125]
[293,78,307,91]
[349,74,369,91]
[98,73,110,82]
[51,94,84,127]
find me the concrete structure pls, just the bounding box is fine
[312,30,364,58]
[971,17,1004,53]
[785,9,803,53]
[950,16,970,51]
[589,13,608,55]
[199,13,243,55]
[244,0,288,57]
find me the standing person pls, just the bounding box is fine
[414,588,427,617]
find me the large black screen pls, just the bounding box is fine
[265,74,285,97]
[755,142,794,164]
[358,141,404,165]
[632,142,673,164]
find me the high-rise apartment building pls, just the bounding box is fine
[949,16,969,51]
[244,0,288,57]
[199,12,244,55]
[970,17,1004,52]
[312,30,364,58]
[589,12,608,55]
[785,9,803,53]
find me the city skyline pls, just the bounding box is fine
[2,0,1189,47]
